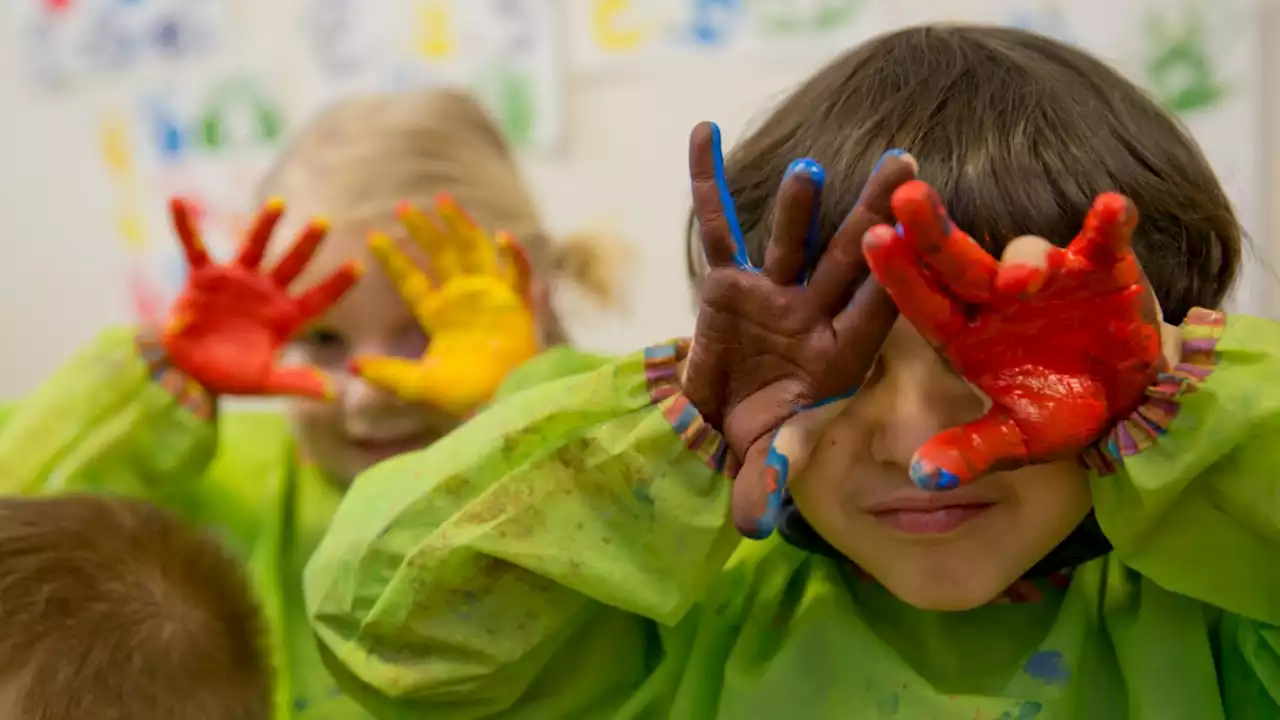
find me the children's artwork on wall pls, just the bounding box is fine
[1142,5,1227,116]
[1006,5,1073,44]
[565,0,887,72]
[98,64,288,324]
[296,0,565,151]
[893,0,1264,312]
[10,0,227,92]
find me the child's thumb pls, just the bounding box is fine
[732,397,851,539]
[349,356,423,400]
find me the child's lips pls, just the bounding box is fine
[349,432,437,458]
[872,504,994,534]
[864,491,998,535]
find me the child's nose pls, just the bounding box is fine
[865,368,985,469]
[867,379,949,468]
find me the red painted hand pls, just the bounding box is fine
[863,181,1162,490]
[162,197,361,398]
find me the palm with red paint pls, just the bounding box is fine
[863,181,1162,490]
[162,197,361,398]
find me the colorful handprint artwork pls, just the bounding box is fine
[1143,5,1228,115]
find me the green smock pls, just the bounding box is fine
[307,309,1280,719]
[0,328,601,718]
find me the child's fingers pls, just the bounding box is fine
[496,230,534,305]
[435,193,499,276]
[808,150,917,314]
[862,225,964,345]
[234,197,285,270]
[909,408,1028,491]
[891,181,996,303]
[762,158,824,284]
[1067,193,1141,286]
[689,122,750,269]
[832,277,898,373]
[168,197,211,270]
[269,218,329,289]
[368,233,439,332]
[732,398,850,539]
[398,201,462,282]
[994,235,1067,298]
[293,261,363,325]
[263,366,334,400]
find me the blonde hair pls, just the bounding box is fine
[258,89,617,344]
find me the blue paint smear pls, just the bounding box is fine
[707,123,751,268]
[747,430,789,540]
[783,157,825,282]
[909,459,960,491]
[1024,650,1071,685]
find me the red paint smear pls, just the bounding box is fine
[871,184,1161,486]
[45,0,72,13]
[159,202,359,399]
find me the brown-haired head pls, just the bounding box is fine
[687,24,1240,323]
[0,495,271,720]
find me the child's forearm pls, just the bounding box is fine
[0,326,218,497]
[306,341,738,716]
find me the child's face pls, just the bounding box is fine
[281,224,461,486]
[789,318,1092,611]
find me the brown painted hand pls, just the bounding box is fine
[681,121,918,538]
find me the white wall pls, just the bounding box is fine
[0,1,1276,399]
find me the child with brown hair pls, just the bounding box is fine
[0,494,270,720]
[0,89,613,718]
[307,25,1278,718]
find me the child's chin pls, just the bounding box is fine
[875,565,1013,612]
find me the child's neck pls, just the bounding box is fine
[841,563,1070,694]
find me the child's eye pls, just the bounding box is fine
[295,328,349,366]
[390,326,430,359]
[302,328,346,348]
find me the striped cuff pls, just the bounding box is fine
[1081,308,1225,475]
[644,339,738,477]
[134,330,216,422]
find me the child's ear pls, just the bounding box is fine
[1150,289,1181,369]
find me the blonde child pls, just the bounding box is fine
[0,89,611,718]
[306,26,1276,718]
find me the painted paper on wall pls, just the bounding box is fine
[10,0,227,92]
[565,0,881,72]
[99,66,289,323]
[296,0,565,151]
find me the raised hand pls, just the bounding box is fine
[863,180,1163,491]
[350,195,539,416]
[681,121,918,537]
[163,197,361,398]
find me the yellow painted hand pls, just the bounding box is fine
[351,195,539,415]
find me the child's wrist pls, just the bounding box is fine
[1160,321,1182,368]
[135,329,218,421]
